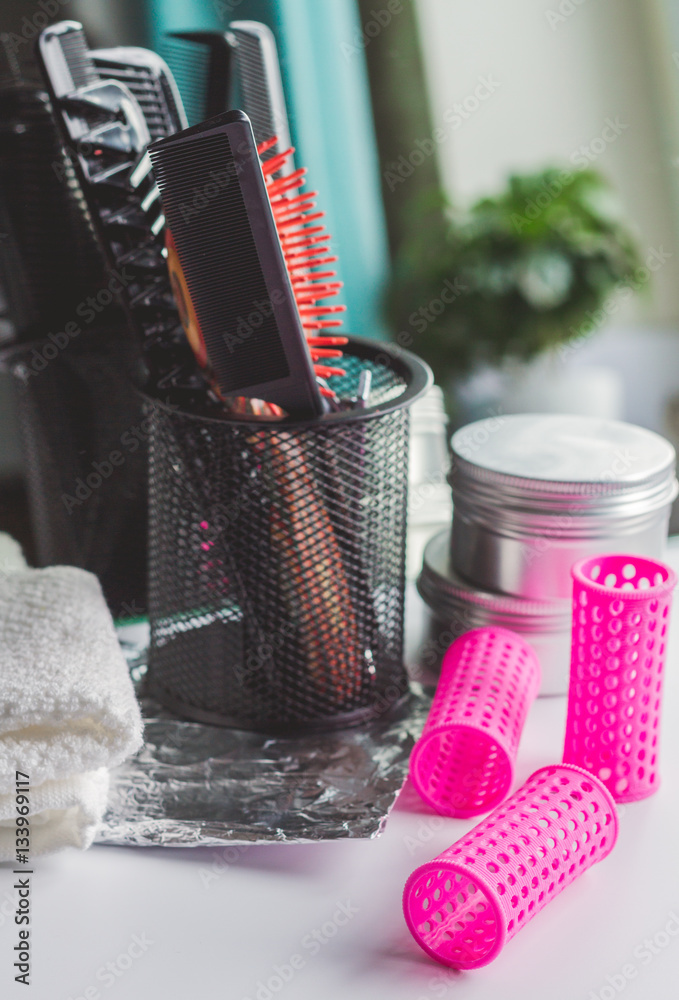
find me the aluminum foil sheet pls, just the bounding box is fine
[96,623,430,847]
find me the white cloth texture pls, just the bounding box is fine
[0,563,143,857]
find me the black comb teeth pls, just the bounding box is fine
[162,32,234,127]
[230,22,294,178]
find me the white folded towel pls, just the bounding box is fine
[0,562,143,858]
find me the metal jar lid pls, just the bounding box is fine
[449,414,678,519]
[418,529,571,635]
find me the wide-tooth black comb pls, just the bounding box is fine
[92,47,188,141]
[148,110,324,419]
[230,21,294,178]
[36,21,200,388]
[162,32,234,127]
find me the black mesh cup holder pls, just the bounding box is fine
[1,329,148,617]
[145,338,432,734]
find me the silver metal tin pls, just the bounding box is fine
[417,530,571,695]
[450,414,678,599]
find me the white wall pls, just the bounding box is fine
[414,0,679,324]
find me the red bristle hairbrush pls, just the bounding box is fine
[259,134,348,396]
[149,110,347,418]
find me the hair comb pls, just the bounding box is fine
[229,21,294,180]
[162,31,234,127]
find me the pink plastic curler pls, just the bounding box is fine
[409,627,541,817]
[403,764,618,969]
[564,553,677,802]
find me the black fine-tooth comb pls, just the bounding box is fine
[162,32,234,128]
[148,110,324,419]
[229,21,294,178]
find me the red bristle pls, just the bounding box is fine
[277,213,318,229]
[295,285,343,298]
[281,229,327,246]
[302,320,345,330]
[309,349,344,360]
[257,136,279,156]
[280,215,326,228]
[267,168,307,195]
[304,319,344,327]
[298,305,346,315]
[313,364,346,378]
[284,244,328,260]
[284,242,331,257]
[294,285,339,305]
[283,236,329,251]
[306,336,348,347]
[281,227,327,239]
[295,285,344,299]
[294,289,342,305]
[288,256,338,272]
[296,278,343,289]
[262,144,349,401]
[268,166,306,186]
[277,202,322,217]
[262,147,295,176]
[286,258,337,273]
[296,297,340,309]
[279,220,324,237]
[272,191,318,212]
[292,271,336,283]
[274,202,318,222]
[295,278,342,289]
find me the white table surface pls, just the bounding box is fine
[3,546,679,1000]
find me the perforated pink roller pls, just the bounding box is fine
[403,764,618,969]
[409,627,541,817]
[564,553,676,802]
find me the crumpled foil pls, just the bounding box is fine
[96,623,430,847]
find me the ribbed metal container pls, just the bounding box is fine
[450,414,678,600]
[417,530,571,695]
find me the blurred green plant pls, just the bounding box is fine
[386,168,643,384]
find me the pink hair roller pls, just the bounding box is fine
[564,553,677,801]
[403,764,618,969]
[409,627,541,817]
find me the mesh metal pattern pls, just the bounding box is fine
[146,341,429,734]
